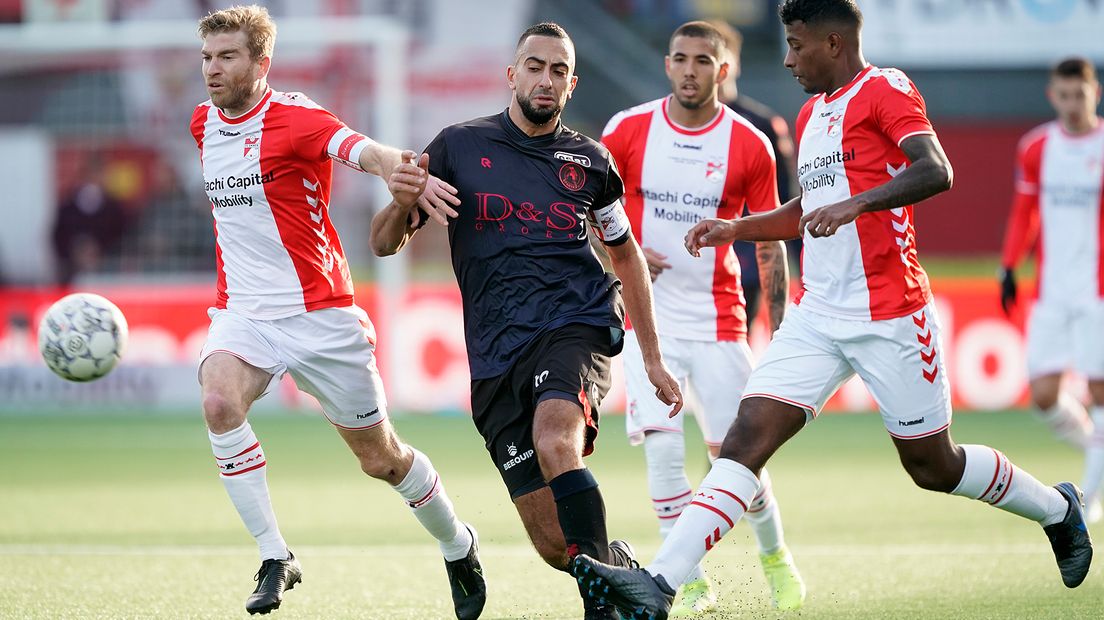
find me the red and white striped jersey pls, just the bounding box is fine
[603,97,779,341]
[793,66,935,321]
[1001,120,1104,304]
[190,89,374,319]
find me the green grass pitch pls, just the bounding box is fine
[1,410,1101,619]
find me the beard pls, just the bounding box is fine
[673,93,705,110]
[517,91,562,126]
[210,74,255,113]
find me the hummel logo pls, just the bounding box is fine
[356,408,379,420]
[534,370,549,388]
[481,157,492,168]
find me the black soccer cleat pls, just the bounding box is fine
[245,550,302,615]
[573,554,675,620]
[445,524,487,620]
[582,540,640,618]
[608,539,639,570]
[1044,482,1094,588]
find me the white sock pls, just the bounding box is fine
[743,468,785,555]
[393,448,472,561]
[1038,392,1092,449]
[952,444,1068,526]
[209,422,288,561]
[1080,407,1104,502]
[644,432,704,584]
[647,458,759,588]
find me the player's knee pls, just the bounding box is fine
[533,430,576,464]
[902,459,959,493]
[356,443,410,484]
[202,392,246,433]
[1029,388,1059,411]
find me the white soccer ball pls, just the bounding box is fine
[38,293,129,382]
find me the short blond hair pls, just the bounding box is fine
[198,4,276,60]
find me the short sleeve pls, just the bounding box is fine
[739,129,780,215]
[872,70,935,147]
[288,102,349,162]
[596,151,626,208]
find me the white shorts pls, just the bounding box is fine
[623,331,754,447]
[743,301,952,440]
[199,305,387,430]
[1026,299,1104,380]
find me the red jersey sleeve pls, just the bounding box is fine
[1000,129,1046,269]
[601,112,638,175]
[735,125,780,215]
[190,105,208,150]
[871,69,935,147]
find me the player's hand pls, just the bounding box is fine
[646,361,683,418]
[642,247,672,282]
[388,151,429,210]
[417,165,461,226]
[799,199,863,238]
[685,219,738,257]
[999,267,1017,316]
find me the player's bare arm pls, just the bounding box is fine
[685,196,803,256]
[605,234,683,416]
[369,151,429,256]
[800,134,953,238]
[755,240,789,333]
[359,141,460,225]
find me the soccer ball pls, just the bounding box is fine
[38,293,129,382]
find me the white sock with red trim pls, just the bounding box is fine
[393,448,472,561]
[646,458,759,588]
[1080,407,1104,502]
[644,432,704,583]
[209,421,288,561]
[1037,392,1092,449]
[743,468,785,554]
[952,444,1068,525]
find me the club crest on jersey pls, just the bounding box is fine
[554,151,591,167]
[826,114,843,137]
[242,133,261,160]
[558,162,586,191]
[705,160,726,183]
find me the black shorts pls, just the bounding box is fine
[470,323,621,499]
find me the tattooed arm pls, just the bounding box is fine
[755,240,789,334]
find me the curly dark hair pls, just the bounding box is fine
[779,0,862,28]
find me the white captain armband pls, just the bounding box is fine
[327,127,374,171]
[589,200,631,246]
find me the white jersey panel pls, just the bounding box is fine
[199,103,306,318]
[794,74,876,319]
[1038,123,1104,305]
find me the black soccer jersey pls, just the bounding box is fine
[422,110,632,380]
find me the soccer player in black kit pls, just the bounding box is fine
[371,22,683,620]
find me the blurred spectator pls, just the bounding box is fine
[710,19,800,335]
[51,160,127,285]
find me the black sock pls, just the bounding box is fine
[548,468,609,563]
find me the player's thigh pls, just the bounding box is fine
[199,308,283,406]
[688,339,755,447]
[1071,301,1104,380]
[278,306,388,430]
[1026,301,1074,379]
[741,304,854,420]
[529,323,616,457]
[844,302,952,440]
[470,370,545,500]
[623,332,691,445]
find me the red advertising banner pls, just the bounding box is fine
[0,279,1042,413]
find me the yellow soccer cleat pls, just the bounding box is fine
[760,546,806,611]
[669,577,717,617]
